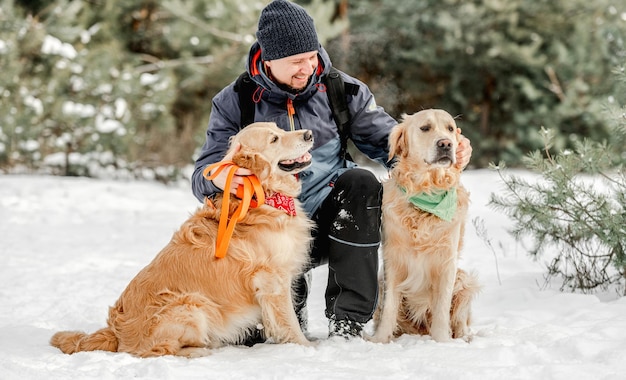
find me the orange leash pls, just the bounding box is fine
[203,162,265,258]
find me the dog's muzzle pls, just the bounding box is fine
[433,138,455,166]
[278,130,314,172]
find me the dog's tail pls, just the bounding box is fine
[50,327,118,354]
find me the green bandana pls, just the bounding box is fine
[401,187,458,222]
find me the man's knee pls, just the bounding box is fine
[334,168,382,199]
[330,169,382,244]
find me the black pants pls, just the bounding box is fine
[294,168,382,324]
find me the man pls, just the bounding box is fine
[191,0,472,340]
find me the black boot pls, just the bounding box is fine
[241,327,265,346]
[329,317,365,339]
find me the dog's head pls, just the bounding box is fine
[389,109,459,169]
[388,109,462,193]
[228,122,314,196]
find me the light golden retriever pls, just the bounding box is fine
[50,122,315,357]
[370,109,480,343]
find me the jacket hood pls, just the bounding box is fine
[245,41,333,103]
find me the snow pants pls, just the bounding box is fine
[294,168,382,324]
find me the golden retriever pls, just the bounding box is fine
[50,122,315,357]
[370,109,480,343]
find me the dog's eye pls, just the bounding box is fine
[270,135,279,144]
[448,125,455,132]
[420,125,431,132]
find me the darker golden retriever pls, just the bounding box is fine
[371,109,480,343]
[51,122,315,357]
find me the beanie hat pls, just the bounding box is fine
[256,0,320,61]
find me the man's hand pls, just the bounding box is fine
[207,143,253,195]
[455,128,472,170]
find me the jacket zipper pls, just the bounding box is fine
[287,98,295,131]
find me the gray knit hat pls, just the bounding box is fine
[256,0,320,61]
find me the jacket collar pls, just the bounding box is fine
[245,42,332,102]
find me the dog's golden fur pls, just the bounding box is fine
[371,109,480,343]
[50,122,315,357]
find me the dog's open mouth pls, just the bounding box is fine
[278,152,313,172]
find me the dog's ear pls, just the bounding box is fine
[388,122,407,161]
[233,150,271,178]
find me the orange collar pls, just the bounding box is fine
[203,162,265,258]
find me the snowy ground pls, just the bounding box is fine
[1,170,625,380]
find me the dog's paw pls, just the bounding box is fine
[429,321,453,342]
[177,347,212,358]
[430,330,452,343]
[365,332,392,344]
[303,339,320,347]
[292,337,316,347]
[287,333,315,347]
[429,322,452,342]
[457,328,475,343]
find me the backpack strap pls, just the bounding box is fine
[234,71,257,127]
[323,67,359,160]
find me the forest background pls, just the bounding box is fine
[1,0,625,180]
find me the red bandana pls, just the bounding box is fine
[265,193,297,216]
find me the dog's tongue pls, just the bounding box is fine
[279,152,312,166]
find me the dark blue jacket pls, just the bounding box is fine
[191,43,397,216]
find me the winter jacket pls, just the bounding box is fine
[191,43,397,216]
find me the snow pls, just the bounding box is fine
[41,35,77,59]
[1,170,625,380]
[95,116,124,134]
[62,101,96,118]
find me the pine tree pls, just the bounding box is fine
[1,0,179,177]
[489,68,626,295]
[0,0,271,179]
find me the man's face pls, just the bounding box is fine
[265,51,319,91]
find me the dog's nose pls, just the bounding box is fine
[303,130,313,142]
[437,138,452,151]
